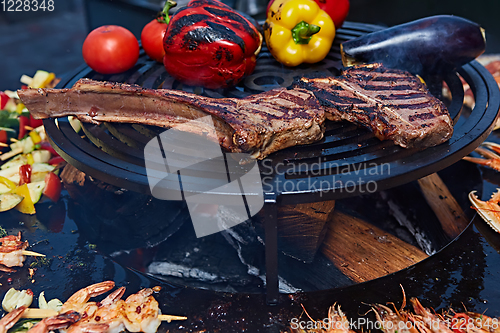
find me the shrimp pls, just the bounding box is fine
[465,312,500,333]
[27,311,81,333]
[410,298,453,333]
[0,306,27,333]
[0,232,28,272]
[324,303,355,333]
[60,281,116,315]
[66,287,126,333]
[122,289,161,333]
[373,303,419,333]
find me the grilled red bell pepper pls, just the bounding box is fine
[266,0,350,29]
[162,0,262,89]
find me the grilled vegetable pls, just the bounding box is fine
[0,193,23,212]
[162,0,262,89]
[341,15,486,75]
[263,0,335,67]
[266,0,350,29]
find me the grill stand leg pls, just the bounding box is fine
[264,195,279,305]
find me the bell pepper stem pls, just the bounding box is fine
[157,0,177,25]
[291,21,321,45]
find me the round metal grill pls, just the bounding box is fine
[43,22,500,203]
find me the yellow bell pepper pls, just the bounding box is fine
[264,0,335,67]
[0,176,16,190]
[12,184,35,215]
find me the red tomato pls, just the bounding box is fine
[141,20,169,62]
[141,1,176,62]
[82,25,140,74]
[43,172,62,202]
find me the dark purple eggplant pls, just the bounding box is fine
[341,15,486,75]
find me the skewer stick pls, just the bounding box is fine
[21,308,187,322]
[158,315,188,322]
[9,138,18,143]
[0,147,23,161]
[22,308,58,318]
[22,250,45,257]
[24,125,34,131]
[0,142,8,148]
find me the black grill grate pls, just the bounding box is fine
[43,22,500,203]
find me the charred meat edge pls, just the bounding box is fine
[18,79,325,160]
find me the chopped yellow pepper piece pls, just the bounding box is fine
[16,102,25,115]
[29,131,41,144]
[26,153,34,165]
[0,176,16,190]
[12,184,35,215]
[31,70,55,88]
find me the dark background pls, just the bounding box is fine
[0,0,499,91]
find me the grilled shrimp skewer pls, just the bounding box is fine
[64,286,125,333]
[0,232,45,272]
[0,232,29,272]
[59,282,182,333]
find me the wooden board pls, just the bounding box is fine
[321,210,429,283]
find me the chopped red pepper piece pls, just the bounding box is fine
[0,92,10,110]
[18,115,30,139]
[48,156,65,166]
[43,172,62,202]
[39,141,59,156]
[19,164,32,185]
[29,115,44,128]
[0,130,7,144]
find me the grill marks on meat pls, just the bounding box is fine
[18,64,454,159]
[18,79,325,160]
[298,63,453,149]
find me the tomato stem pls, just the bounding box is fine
[157,0,177,25]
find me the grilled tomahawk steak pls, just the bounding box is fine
[18,79,325,160]
[18,64,454,159]
[297,63,453,149]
